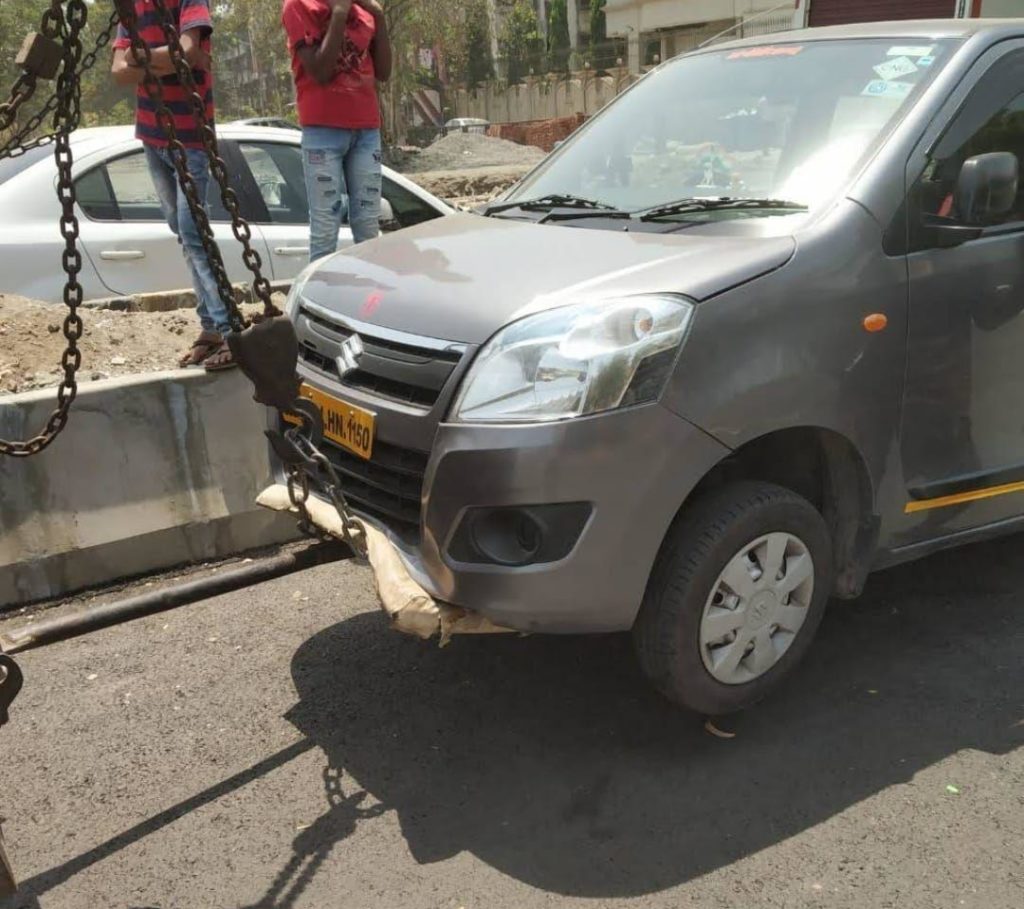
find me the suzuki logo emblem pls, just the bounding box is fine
[336,334,364,378]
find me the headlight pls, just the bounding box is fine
[283,260,320,319]
[450,294,693,423]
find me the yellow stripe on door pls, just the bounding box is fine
[905,479,1024,514]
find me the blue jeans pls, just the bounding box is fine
[144,144,232,335]
[302,127,382,262]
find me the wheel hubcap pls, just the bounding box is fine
[699,532,815,685]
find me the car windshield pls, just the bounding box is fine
[509,38,955,220]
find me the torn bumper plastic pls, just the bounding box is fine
[257,484,515,645]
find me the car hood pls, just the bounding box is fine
[300,213,795,344]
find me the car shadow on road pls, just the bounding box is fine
[261,533,1024,902]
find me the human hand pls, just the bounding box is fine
[328,0,354,16]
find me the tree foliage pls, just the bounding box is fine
[499,0,541,84]
[547,0,570,72]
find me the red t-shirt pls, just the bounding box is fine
[282,0,380,130]
[114,0,215,149]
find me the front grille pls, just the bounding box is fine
[305,428,429,540]
[297,303,465,409]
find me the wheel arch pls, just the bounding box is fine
[679,426,879,599]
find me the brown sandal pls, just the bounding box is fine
[179,332,222,368]
[203,340,237,372]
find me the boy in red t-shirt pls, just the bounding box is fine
[282,0,392,261]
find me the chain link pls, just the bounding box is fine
[0,0,67,135]
[284,435,368,559]
[0,11,118,161]
[0,0,88,458]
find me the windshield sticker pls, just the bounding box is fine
[727,45,803,59]
[887,45,934,57]
[918,55,936,67]
[874,56,918,81]
[862,79,914,100]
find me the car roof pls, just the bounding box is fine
[708,18,1024,51]
[69,123,303,149]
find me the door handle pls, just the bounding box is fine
[100,250,145,261]
[274,246,310,257]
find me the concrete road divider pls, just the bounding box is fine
[0,370,299,609]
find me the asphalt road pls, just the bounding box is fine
[1,534,1021,909]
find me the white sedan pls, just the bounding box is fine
[0,124,453,303]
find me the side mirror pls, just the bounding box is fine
[955,152,1018,226]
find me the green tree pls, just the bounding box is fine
[464,0,494,87]
[499,0,541,84]
[547,0,570,72]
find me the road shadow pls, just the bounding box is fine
[271,533,1023,900]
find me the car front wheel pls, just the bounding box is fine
[634,481,834,715]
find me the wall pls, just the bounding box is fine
[487,113,588,151]
[0,370,298,607]
[453,68,640,124]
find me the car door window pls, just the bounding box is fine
[911,50,1024,247]
[75,150,231,222]
[382,177,443,229]
[238,142,309,224]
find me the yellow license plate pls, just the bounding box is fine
[286,384,375,460]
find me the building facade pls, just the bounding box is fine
[607,0,1024,73]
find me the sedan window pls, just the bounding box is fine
[75,150,231,222]
[383,177,444,229]
[239,142,309,224]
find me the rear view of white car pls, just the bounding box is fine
[0,125,453,303]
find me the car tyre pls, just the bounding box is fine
[633,481,834,715]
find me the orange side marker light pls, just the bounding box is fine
[863,313,888,333]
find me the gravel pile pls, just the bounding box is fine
[402,132,545,174]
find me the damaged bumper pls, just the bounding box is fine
[257,484,515,644]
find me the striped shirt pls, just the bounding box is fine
[114,0,215,149]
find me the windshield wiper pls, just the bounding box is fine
[483,193,619,216]
[638,197,809,221]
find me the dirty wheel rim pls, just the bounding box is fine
[699,532,815,685]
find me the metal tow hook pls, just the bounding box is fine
[0,654,23,897]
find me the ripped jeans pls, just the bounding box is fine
[301,127,382,262]
[145,144,233,335]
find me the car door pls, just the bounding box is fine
[75,145,271,297]
[899,44,1024,538]
[235,139,354,280]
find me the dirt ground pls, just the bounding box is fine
[0,294,269,395]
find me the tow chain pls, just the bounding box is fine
[1,10,120,162]
[0,0,89,458]
[0,0,369,560]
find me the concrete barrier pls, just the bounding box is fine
[0,370,299,608]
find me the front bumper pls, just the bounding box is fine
[271,396,728,634]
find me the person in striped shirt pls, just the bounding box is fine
[111,0,236,371]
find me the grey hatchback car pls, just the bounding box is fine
[276,19,1024,713]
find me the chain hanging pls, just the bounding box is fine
[0,0,64,134]
[1,10,120,162]
[114,0,366,556]
[0,0,368,559]
[0,0,89,458]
